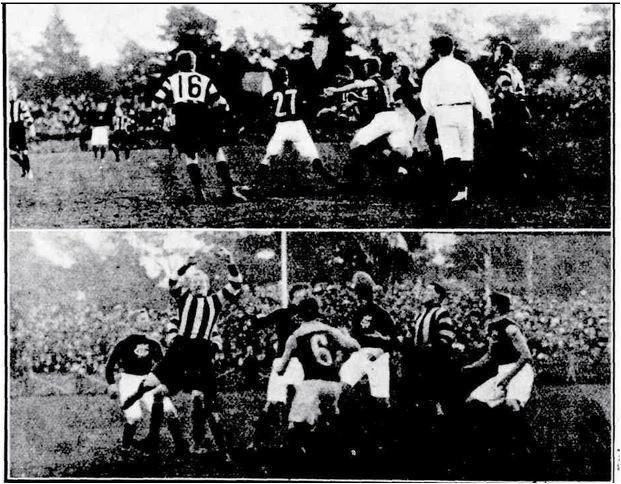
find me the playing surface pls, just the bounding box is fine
[8,384,611,479]
[9,145,610,228]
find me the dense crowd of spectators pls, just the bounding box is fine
[10,278,610,393]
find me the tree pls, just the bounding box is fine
[114,40,161,93]
[32,7,89,79]
[301,4,354,83]
[159,5,218,51]
[230,27,252,57]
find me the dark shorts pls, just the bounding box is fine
[110,129,131,147]
[153,336,217,401]
[173,104,222,157]
[9,123,27,152]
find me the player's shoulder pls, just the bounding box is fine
[293,320,332,338]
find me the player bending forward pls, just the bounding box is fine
[121,247,243,458]
[275,298,360,459]
[155,50,247,205]
[106,329,185,454]
[255,66,335,193]
[325,58,416,192]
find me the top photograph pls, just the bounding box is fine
[5,3,612,229]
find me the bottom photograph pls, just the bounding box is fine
[8,231,611,480]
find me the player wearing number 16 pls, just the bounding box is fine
[256,67,335,191]
[154,50,247,205]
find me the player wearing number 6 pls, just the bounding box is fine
[256,67,335,192]
[276,298,360,439]
[155,50,247,204]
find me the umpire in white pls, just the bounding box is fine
[420,35,493,203]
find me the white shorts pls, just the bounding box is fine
[351,109,415,158]
[467,362,535,409]
[91,126,109,147]
[433,105,474,161]
[265,120,319,161]
[118,373,175,423]
[288,379,344,426]
[339,349,390,399]
[266,357,305,403]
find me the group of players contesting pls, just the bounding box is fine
[9,35,529,207]
[104,246,534,470]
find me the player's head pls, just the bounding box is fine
[297,297,320,322]
[185,266,210,296]
[163,321,179,347]
[423,282,447,305]
[176,50,197,72]
[335,65,354,86]
[290,283,312,306]
[490,291,511,315]
[363,57,381,78]
[494,41,515,64]
[272,66,290,89]
[351,271,377,302]
[8,81,18,101]
[430,35,454,58]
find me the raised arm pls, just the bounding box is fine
[214,247,244,304]
[169,258,195,299]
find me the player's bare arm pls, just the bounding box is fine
[276,335,298,375]
[497,325,533,389]
[325,79,376,95]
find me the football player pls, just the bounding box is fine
[463,292,534,412]
[120,247,243,458]
[324,58,416,193]
[275,297,360,458]
[8,82,35,179]
[255,66,334,192]
[154,50,247,205]
[162,108,177,160]
[106,328,186,455]
[110,103,135,162]
[90,99,113,160]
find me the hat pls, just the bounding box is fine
[490,292,511,312]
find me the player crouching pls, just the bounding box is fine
[275,298,360,470]
[254,66,335,197]
[106,328,185,455]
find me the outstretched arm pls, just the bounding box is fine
[497,325,533,388]
[276,335,298,375]
[214,247,244,304]
[325,79,376,95]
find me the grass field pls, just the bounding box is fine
[9,145,610,228]
[8,384,611,479]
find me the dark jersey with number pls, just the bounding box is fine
[287,321,359,381]
[105,334,163,384]
[265,87,304,122]
[91,109,113,128]
[351,302,395,351]
[366,74,393,115]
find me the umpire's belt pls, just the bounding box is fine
[436,102,472,107]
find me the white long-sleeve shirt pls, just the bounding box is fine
[420,56,492,120]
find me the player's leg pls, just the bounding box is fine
[118,373,146,450]
[189,389,208,453]
[122,132,131,160]
[110,133,121,162]
[453,111,475,202]
[182,152,207,204]
[294,122,335,185]
[345,115,391,192]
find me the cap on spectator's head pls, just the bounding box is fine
[351,271,378,299]
[490,292,511,313]
[298,297,320,321]
[176,50,197,71]
[431,282,447,300]
[431,35,454,56]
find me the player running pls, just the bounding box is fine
[275,297,360,459]
[324,58,416,193]
[105,329,185,455]
[120,247,243,458]
[154,50,247,205]
[255,66,335,192]
[110,103,135,162]
[8,82,35,179]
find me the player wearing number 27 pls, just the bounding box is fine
[258,66,334,187]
